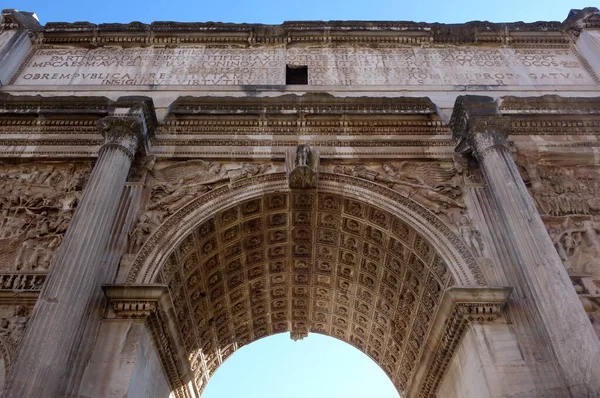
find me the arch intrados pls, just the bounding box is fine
[126,172,484,287]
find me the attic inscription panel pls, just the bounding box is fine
[11,46,597,86]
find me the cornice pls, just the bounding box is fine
[450,95,600,155]
[564,7,600,36]
[499,95,600,114]
[3,8,598,47]
[0,93,158,131]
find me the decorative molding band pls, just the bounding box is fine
[0,93,158,137]
[0,290,40,306]
[499,95,600,114]
[168,94,440,115]
[1,94,600,158]
[406,286,512,398]
[102,284,199,398]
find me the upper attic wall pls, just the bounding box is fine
[0,7,599,111]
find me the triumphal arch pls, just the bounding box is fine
[0,6,600,397]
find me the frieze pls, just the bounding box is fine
[526,164,600,217]
[546,215,600,339]
[0,161,91,272]
[0,274,45,291]
[152,139,454,148]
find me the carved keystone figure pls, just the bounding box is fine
[288,144,319,189]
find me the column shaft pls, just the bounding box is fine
[476,137,600,396]
[3,144,134,397]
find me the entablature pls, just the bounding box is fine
[1,93,600,160]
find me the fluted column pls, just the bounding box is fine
[451,96,600,396]
[3,116,148,397]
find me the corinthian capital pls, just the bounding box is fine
[450,95,511,159]
[97,116,144,161]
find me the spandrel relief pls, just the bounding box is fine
[525,164,600,338]
[127,160,279,255]
[0,162,91,272]
[329,161,466,228]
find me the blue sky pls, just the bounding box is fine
[202,333,399,397]
[7,0,593,25]
[4,0,588,396]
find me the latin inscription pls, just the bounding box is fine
[11,46,597,86]
[15,48,286,86]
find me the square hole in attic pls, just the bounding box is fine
[286,65,308,85]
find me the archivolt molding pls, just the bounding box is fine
[120,171,487,395]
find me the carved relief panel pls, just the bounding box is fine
[0,162,90,276]
[525,163,600,337]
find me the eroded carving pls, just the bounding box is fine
[0,305,31,382]
[526,164,600,338]
[288,145,319,189]
[0,162,90,272]
[331,161,465,227]
[127,161,275,255]
[526,164,600,217]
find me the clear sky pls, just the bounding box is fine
[202,333,399,397]
[6,0,593,25]
[3,0,589,397]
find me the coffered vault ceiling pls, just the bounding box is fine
[159,191,455,394]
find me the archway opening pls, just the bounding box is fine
[157,191,457,396]
[202,333,400,397]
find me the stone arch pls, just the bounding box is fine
[123,172,486,394]
[126,172,484,287]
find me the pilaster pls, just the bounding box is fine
[451,95,600,397]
